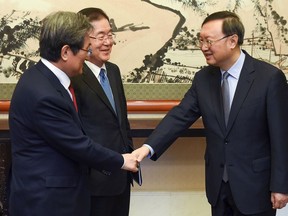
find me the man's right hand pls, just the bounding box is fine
[132,146,150,162]
[121,153,139,172]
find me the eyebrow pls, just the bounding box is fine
[95,29,113,34]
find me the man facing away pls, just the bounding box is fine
[72,7,134,216]
[134,11,288,216]
[9,11,138,216]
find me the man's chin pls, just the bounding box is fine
[205,58,216,66]
[101,56,110,62]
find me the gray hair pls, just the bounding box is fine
[39,11,92,61]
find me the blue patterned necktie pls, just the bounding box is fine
[99,68,116,112]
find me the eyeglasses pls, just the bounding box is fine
[80,47,93,56]
[89,33,115,43]
[197,35,232,48]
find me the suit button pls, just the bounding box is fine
[102,170,112,176]
[220,164,224,168]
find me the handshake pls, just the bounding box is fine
[121,146,151,172]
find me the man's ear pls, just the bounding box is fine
[229,34,238,49]
[61,45,70,61]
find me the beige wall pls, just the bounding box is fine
[130,137,209,216]
[132,137,206,192]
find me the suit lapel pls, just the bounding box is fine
[36,61,73,108]
[226,54,255,133]
[209,67,227,134]
[35,61,83,127]
[106,63,122,121]
[82,63,118,117]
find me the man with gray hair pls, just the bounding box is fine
[72,7,136,216]
[9,11,139,216]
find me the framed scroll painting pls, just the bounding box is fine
[0,0,287,100]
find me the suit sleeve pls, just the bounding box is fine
[146,75,202,160]
[267,69,288,193]
[33,95,124,171]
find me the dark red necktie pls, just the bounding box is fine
[68,84,78,112]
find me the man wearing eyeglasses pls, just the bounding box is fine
[133,11,288,216]
[72,8,134,216]
[8,11,139,216]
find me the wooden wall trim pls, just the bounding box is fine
[127,100,179,111]
[0,100,180,112]
[0,101,10,112]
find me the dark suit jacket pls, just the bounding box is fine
[145,51,288,214]
[72,62,133,196]
[8,61,124,216]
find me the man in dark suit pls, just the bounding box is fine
[72,8,134,216]
[8,11,138,216]
[133,11,288,216]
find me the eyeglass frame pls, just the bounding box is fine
[89,33,115,43]
[80,47,93,56]
[197,34,233,48]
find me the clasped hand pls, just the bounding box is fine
[121,153,140,172]
[132,146,150,162]
[121,146,151,172]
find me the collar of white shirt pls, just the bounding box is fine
[85,60,107,82]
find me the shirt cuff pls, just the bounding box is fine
[143,144,154,158]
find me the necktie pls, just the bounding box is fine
[99,68,116,112]
[68,84,78,112]
[221,71,230,182]
[222,71,230,126]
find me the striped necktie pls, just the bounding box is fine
[222,71,230,182]
[222,71,230,126]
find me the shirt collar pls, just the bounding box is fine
[221,50,245,80]
[85,60,106,78]
[41,58,70,90]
